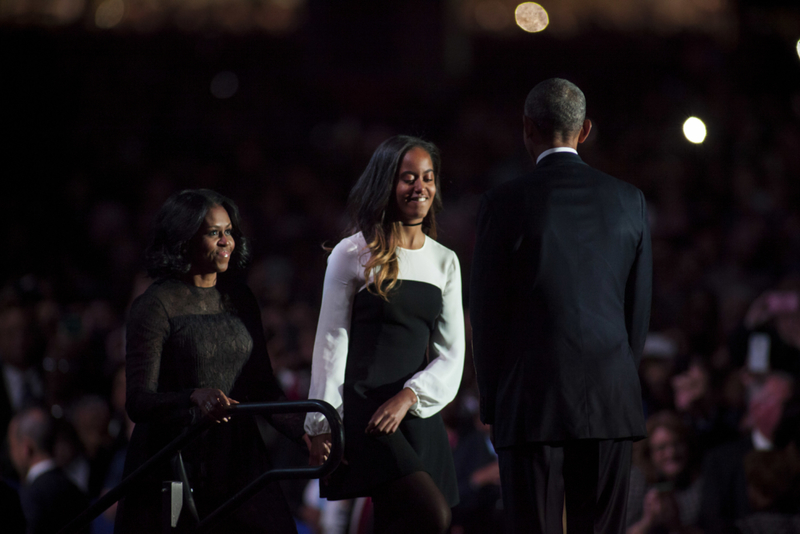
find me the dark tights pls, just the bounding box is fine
[371,471,451,534]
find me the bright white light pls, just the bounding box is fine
[210,71,239,99]
[515,2,549,33]
[683,117,707,144]
[95,0,124,29]
[796,39,800,61]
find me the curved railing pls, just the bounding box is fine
[58,399,343,534]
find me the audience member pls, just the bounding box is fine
[627,411,702,534]
[0,305,45,479]
[7,406,90,534]
[0,477,26,534]
[451,410,502,534]
[734,445,800,533]
[698,372,794,534]
[671,358,739,455]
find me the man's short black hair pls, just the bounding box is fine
[524,78,586,140]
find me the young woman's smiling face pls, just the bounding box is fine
[192,204,235,276]
[394,147,436,225]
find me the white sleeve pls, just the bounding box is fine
[304,239,361,436]
[404,252,465,418]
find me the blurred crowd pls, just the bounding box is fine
[3,11,800,534]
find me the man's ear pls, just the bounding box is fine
[577,119,592,144]
[523,115,538,141]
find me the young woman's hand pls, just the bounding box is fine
[309,434,332,466]
[190,388,238,422]
[365,388,418,436]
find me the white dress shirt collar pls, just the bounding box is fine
[26,458,56,485]
[536,147,578,165]
[752,429,773,451]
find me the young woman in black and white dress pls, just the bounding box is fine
[306,136,465,533]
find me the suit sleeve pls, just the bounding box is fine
[625,190,652,367]
[469,194,512,424]
[304,239,360,436]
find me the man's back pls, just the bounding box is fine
[21,468,90,534]
[471,152,651,447]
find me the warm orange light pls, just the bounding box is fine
[474,1,510,32]
[95,0,124,28]
[515,2,548,33]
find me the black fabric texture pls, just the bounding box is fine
[319,280,459,506]
[115,278,303,534]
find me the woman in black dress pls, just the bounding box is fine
[115,189,306,534]
[306,136,465,533]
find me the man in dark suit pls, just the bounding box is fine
[1,305,45,481]
[470,78,652,534]
[8,407,90,534]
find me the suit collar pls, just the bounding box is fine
[534,151,586,169]
[536,147,577,164]
[26,458,56,485]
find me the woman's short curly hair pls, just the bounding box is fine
[144,189,250,279]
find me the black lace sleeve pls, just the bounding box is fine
[229,284,306,443]
[125,289,195,425]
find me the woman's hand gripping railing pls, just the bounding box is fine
[58,399,344,534]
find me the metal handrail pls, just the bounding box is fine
[58,399,343,534]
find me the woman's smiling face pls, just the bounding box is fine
[192,204,235,276]
[394,146,436,225]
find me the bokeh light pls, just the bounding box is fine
[515,2,549,33]
[796,39,800,61]
[474,1,510,32]
[683,117,707,144]
[95,0,124,29]
[50,0,86,25]
[210,71,239,99]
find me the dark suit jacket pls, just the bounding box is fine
[0,478,26,534]
[470,152,652,448]
[0,366,17,480]
[20,467,90,534]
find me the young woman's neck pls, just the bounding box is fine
[397,223,425,250]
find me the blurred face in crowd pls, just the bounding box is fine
[0,307,35,368]
[7,418,26,477]
[394,147,436,225]
[746,373,793,439]
[191,205,234,282]
[649,426,687,480]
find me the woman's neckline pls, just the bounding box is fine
[174,277,218,289]
[397,234,428,251]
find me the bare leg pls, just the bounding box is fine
[371,471,451,534]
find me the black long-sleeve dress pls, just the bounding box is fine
[114,278,304,534]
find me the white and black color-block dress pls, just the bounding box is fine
[305,232,465,506]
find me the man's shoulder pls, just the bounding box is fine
[483,172,535,203]
[590,166,642,196]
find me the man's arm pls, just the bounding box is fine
[625,189,652,367]
[470,194,512,424]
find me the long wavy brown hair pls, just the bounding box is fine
[346,135,442,300]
